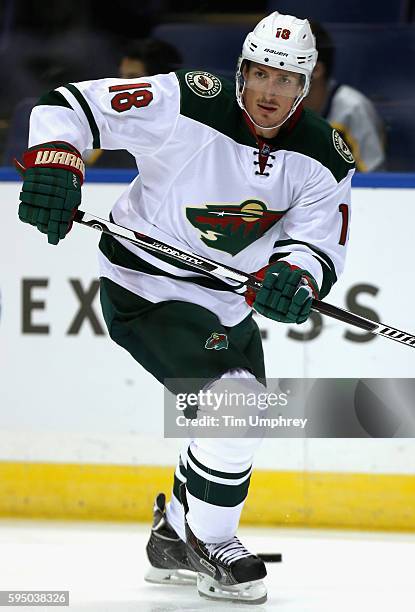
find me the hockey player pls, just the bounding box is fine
[17,12,354,604]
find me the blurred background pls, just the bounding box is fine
[1,0,415,170]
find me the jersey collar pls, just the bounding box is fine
[242,104,304,150]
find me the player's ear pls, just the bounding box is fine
[242,61,250,79]
[311,61,325,81]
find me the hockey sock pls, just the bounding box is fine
[165,445,188,542]
[184,368,265,543]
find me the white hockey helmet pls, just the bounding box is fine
[236,12,318,129]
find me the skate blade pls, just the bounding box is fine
[197,573,267,604]
[144,566,197,585]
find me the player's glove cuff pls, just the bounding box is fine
[18,141,85,185]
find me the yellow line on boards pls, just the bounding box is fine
[0,461,414,531]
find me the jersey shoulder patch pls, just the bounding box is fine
[280,108,355,182]
[184,71,222,98]
[175,69,256,147]
[332,128,355,164]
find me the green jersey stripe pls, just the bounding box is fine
[64,84,101,149]
[272,239,337,278]
[271,239,337,299]
[271,252,336,299]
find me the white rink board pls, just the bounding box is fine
[1,181,414,472]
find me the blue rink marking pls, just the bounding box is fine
[1,167,415,188]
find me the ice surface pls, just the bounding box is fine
[0,519,414,611]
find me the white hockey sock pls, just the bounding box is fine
[165,494,186,542]
[185,368,265,543]
[165,443,189,542]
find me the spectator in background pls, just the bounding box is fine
[304,21,385,172]
[119,38,183,79]
[86,39,182,168]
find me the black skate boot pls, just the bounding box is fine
[181,487,267,604]
[144,492,196,585]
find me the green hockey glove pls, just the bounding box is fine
[16,141,84,245]
[251,261,319,324]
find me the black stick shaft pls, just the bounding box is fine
[74,210,415,349]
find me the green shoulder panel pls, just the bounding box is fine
[36,90,73,109]
[277,108,355,183]
[175,69,256,148]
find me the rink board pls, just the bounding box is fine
[1,173,415,529]
[1,462,415,531]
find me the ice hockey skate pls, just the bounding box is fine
[182,488,267,604]
[144,492,196,585]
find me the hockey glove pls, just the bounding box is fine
[16,141,84,245]
[248,261,319,324]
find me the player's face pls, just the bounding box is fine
[242,62,303,132]
[119,58,147,79]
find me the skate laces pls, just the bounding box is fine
[205,537,253,565]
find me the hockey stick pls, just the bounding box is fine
[74,210,415,349]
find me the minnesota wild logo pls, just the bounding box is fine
[205,332,229,350]
[332,129,355,164]
[185,71,222,98]
[186,200,286,256]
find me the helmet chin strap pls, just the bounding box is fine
[242,106,291,132]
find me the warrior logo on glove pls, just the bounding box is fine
[16,141,83,245]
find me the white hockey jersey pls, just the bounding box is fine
[29,70,354,326]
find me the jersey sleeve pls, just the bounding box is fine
[270,165,354,299]
[328,87,385,172]
[28,73,180,155]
